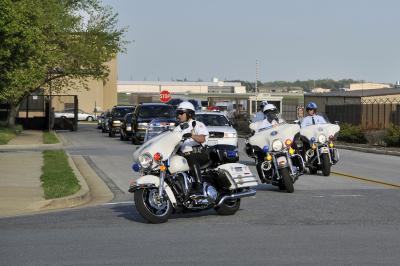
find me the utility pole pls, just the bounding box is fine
[255,59,259,95]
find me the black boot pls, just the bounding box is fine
[190,163,203,195]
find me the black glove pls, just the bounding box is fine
[182,133,192,139]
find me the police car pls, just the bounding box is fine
[195,111,238,147]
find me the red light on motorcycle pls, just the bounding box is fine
[285,139,292,147]
[153,152,162,161]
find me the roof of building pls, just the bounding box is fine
[306,87,400,97]
[118,80,243,87]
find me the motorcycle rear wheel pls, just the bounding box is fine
[215,199,241,215]
[279,167,294,193]
[134,188,172,224]
[321,153,331,176]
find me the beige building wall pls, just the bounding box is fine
[349,83,391,91]
[362,94,400,103]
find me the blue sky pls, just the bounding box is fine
[103,0,400,83]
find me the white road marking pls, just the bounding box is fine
[331,194,363,197]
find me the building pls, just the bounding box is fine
[348,82,391,91]
[311,87,331,93]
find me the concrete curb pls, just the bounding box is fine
[29,153,91,211]
[0,131,64,151]
[335,144,400,157]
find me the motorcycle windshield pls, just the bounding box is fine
[133,131,182,163]
[144,118,177,142]
[249,123,300,149]
[300,124,340,142]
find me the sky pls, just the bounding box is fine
[102,0,400,83]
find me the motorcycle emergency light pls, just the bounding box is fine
[266,154,272,161]
[289,148,295,155]
[285,139,292,147]
[262,145,269,153]
[159,165,167,172]
[227,150,237,158]
[153,152,162,161]
[132,163,141,172]
[329,143,334,148]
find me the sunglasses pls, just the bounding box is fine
[176,110,185,116]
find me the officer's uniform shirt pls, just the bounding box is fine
[174,119,209,153]
[300,115,327,128]
[251,111,265,122]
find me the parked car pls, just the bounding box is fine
[108,105,136,137]
[55,108,96,121]
[131,103,176,144]
[120,112,134,141]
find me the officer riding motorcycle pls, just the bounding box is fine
[298,102,340,176]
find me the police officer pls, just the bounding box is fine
[301,102,327,127]
[251,100,269,122]
[174,101,209,195]
[253,104,284,132]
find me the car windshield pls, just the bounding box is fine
[112,107,134,117]
[196,114,230,127]
[139,105,175,119]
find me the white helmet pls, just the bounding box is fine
[263,103,277,113]
[260,100,268,108]
[177,101,195,112]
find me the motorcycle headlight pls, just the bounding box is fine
[272,140,283,151]
[138,153,153,169]
[318,134,327,143]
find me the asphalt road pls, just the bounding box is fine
[1,123,399,265]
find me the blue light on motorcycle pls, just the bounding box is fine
[311,137,316,143]
[227,150,237,158]
[132,163,141,172]
[263,145,269,153]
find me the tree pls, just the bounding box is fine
[0,0,126,127]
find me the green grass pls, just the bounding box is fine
[43,131,60,144]
[41,150,80,199]
[0,125,23,145]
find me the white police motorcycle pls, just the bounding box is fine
[299,123,340,176]
[129,122,258,223]
[245,123,305,193]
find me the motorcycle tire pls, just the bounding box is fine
[279,167,294,193]
[134,188,172,224]
[321,153,331,176]
[214,199,241,215]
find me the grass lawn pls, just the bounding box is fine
[0,125,23,145]
[41,150,80,199]
[43,131,60,144]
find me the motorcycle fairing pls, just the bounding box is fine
[300,124,340,142]
[248,123,300,149]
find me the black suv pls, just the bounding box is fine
[131,103,176,144]
[107,105,136,137]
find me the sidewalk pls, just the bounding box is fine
[0,130,113,218]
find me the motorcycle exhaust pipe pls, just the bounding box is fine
[216,189,256,207]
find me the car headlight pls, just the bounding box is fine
[113,120,121,125]
[126,126,132,131]
[138,122,148,130]
[272,140,283,151]
[318,134,327,143]
[224,132,237,138]
[138,153,153,169]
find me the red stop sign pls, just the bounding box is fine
[160,90,171,103]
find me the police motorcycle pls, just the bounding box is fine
[299,123,340,176]
[129,122,258,223]
[245,122,305,193]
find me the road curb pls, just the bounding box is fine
[30,153,91,211]
[335,144,400,157]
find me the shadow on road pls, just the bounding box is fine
[111,204,217,224]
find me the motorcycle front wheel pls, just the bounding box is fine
[279,167,294,193]
[321,153,331,176]
[134,188,172,224]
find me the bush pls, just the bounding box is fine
[384,124,400,147]
[337,123,367,144]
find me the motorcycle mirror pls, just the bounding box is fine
[335,121,340,125]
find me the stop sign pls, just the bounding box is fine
[159,90,171,103]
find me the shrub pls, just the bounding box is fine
[337,123,367,144]
[384,124,400,147]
